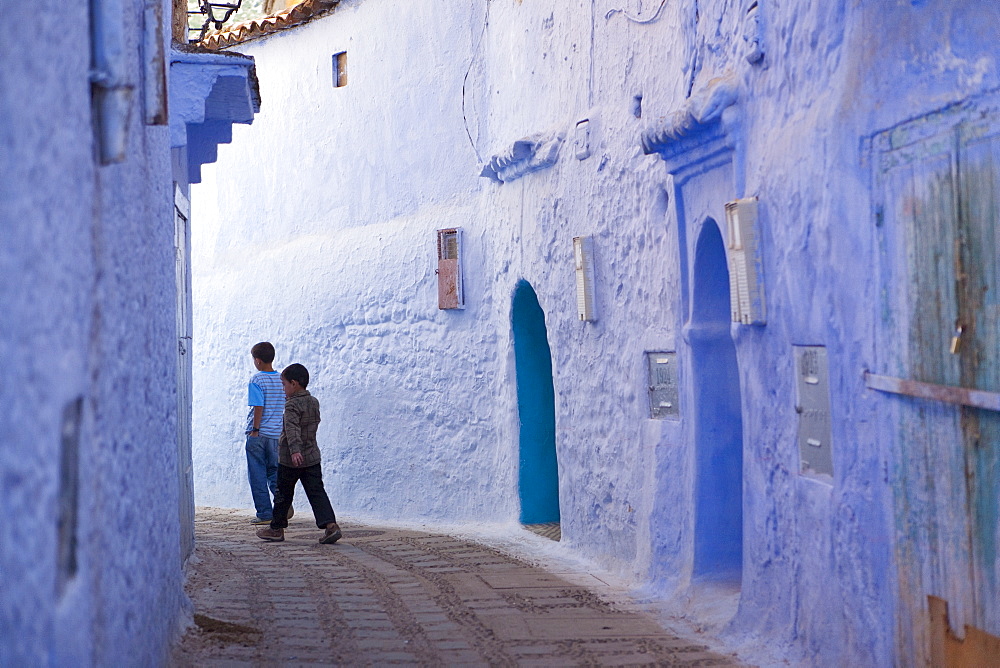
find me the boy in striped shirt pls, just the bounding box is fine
[245,342,292,524]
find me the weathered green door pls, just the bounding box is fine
[872,95,1000,663]
[956,113,1000,640]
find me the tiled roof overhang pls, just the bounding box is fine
[201,0,341,50]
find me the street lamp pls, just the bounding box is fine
[188,0,243,43]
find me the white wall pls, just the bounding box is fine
[192,1,512,521]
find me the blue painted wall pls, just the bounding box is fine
[512,281,560,524]
[1,3,189,665]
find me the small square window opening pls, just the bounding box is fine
[333,51,347,87]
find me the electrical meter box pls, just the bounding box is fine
[794,345,834,477]
[646,351,679,419]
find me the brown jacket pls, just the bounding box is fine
[278,390,322,467]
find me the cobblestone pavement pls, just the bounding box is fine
[171,508,744,667]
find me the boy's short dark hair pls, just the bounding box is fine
[251,342,275,364]
[281,363,310,389]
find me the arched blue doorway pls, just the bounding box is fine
[512,280,560,525]
[689,220,743,581]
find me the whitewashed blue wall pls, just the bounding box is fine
[0,1,186,664]
[191,1,1000,665]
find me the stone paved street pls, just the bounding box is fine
[171,508,745,666]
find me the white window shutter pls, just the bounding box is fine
[574,236,596,322]
[725,198,765,325]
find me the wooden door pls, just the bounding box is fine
[872,95,1000,664]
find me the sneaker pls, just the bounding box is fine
[286,505,294,520]
[256,526,284,542]
[320,522,342,544]
[250,517,272,525]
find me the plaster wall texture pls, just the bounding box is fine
[191,0,1000,665]
[192,0,507,520]
[0,1,186,665]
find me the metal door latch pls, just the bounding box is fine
[950,325,963,355]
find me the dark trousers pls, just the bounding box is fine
[271,463,336,530]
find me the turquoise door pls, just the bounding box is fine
[512,281,560,524]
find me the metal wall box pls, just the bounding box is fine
[646,352,679,419]
[574,236,596,321]
[574,119,591,160]
[725,197,766,324]
[794,345,834,476]
[436,228,464,309]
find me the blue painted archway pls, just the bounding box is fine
[689,220,743,580]
[512,280,560,524]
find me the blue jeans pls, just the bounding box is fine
[245,435,279,520]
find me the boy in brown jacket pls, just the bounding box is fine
[256,363,342,544]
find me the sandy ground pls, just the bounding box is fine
[171,507,747,666]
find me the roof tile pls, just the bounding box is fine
[201,0,340,50]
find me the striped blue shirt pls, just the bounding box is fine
[246,371,284,437]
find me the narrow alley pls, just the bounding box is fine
[171,509,743,666]
[9,3,1000,665]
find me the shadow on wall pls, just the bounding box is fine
[689,220,743,582]
[512,280,560,525]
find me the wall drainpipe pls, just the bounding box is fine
[90,0,134,164]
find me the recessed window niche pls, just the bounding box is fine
[332,51,347,87]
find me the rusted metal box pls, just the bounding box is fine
[437,228,464,309]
